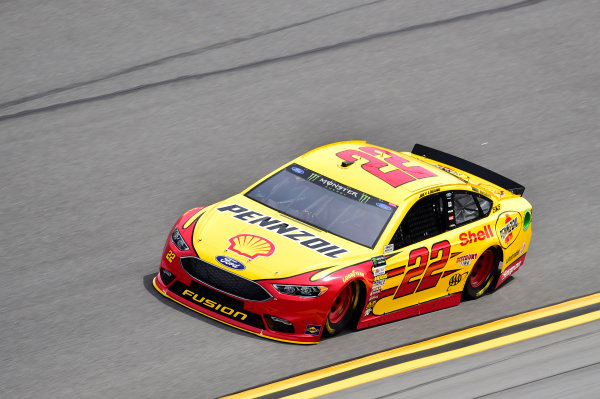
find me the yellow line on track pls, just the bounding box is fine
[222,292,600,399]
[283,310,600,398]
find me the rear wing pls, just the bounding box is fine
[411,144,525,196]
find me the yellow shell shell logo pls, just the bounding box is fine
[227,234,275,259]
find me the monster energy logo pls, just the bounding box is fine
[307,173,320,182]
[359,193,371,203]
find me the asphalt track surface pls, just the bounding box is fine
[1,1,599,398]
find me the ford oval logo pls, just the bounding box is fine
[376,202,392,211]
[291,166,305,174]
[216,256,245,270]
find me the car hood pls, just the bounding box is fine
[188,195,372,281]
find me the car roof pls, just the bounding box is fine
[295,141,467,204]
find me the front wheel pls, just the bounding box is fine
[325,281,359,336]
[464,249,498,299]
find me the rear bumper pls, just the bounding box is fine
[495,253,527,288]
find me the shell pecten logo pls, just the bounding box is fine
[228,234,275,259]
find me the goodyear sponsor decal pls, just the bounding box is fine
[343,270,365,283]
[217,204,349,258]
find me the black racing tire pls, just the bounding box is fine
[325,281,359,336]
[464,248,498,299]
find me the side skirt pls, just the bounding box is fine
[357,293,462,330]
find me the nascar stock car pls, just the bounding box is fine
[153,142,532,344]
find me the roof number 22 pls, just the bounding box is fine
[336,146,436,187]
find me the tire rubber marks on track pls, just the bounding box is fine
[0,0,549,122]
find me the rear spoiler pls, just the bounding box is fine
[411,144,525,196]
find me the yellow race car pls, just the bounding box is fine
[154,142,532,344]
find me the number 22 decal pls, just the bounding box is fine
[336,146,436,187]
[394,240,450,298]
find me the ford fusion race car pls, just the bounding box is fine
[153,142,532,344]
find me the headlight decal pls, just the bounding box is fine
[273,284,328,297]
[171,227,190,251]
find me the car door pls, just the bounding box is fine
[370,189,495,317]
[371,191,451,316]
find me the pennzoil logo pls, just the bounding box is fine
[228,234,275,259]
[217,204,349,258]
[499,215,519,243]
[182,290,247,321]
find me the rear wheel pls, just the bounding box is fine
[464,249,497,299]
[325,281,359,335]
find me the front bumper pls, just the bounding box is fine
[155,240,332,344]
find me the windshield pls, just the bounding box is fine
[245,164,396,248]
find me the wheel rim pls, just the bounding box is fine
[328,285,352,324]
[470,250,494,288]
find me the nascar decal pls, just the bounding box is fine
[372,255,387,276]
[228,234,275,259]
[217,204,348,258]
[365,255,388,316]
